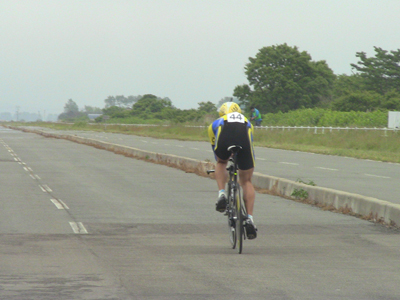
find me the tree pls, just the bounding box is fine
[83,106,103,114]
[104,95,140,108]
[351,47,400,95]
[59,99,87,121]
[197,101,217,113]
[234,44,335,113]
[104,96,117,108]
[332,74,365,98]
[64,99,79,113]
[331,91,381,112]
[131,94,173,119]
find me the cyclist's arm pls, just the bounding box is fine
[208,124,216,150]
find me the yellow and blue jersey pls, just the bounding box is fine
[208,112,254,152]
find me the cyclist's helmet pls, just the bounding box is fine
[218,102,241,117]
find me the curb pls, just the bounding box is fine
[5,125,400,227]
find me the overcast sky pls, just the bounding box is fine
[1,0,399,115]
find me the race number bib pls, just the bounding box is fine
[227,112,244,123]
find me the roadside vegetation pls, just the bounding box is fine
[10,117,400,163]
[5,44,400,162]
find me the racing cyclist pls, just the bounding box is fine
[208,102,257,239]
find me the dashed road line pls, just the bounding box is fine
[39,184,53,193]
[364,174,391,179]
[280,162,299,165]
[315,167,339,171]
[69,222,88,234]
[42,184,52,192]
[29,174,41,180]
[51,199,70,209]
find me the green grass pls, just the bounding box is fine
[6,121,400,163]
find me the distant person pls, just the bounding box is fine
[250,107,262,126]
[208,102,257,239]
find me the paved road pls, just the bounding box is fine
[1,127,400,299]
[27,126,400,204]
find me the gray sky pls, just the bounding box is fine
[1,0,399,115]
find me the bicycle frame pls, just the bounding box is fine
[207,145,247,254]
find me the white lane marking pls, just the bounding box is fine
[30,174,36,179]
[69,222,88,234]
[23,167,29,172]
[257,158,266,161]
[190,147,199,150]
[39,185,53,192]
[206,150,213,153]
[51,199,69,209]
[315,167,339,171]
[13,157,18,161]
[279,162,299,165]
[364,174,391,179]
[34,174,41,180]
[141,140,148,143]
[177,145,184,148]
[43,185,52,192]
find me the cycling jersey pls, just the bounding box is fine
[208,112,255,170]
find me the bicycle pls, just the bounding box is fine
[207,145,248,254]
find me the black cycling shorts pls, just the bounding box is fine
[214,121,255,170]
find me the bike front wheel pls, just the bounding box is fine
[227,209,236,249]
[235,186,244,254]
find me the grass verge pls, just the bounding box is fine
[6,122,400,163]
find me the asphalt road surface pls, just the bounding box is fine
[1,127,400,300]
[29,127,400,204]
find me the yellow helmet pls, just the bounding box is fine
[218,102,241,117]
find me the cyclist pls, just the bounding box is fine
[250,107,262,126]
[208,102,257,239]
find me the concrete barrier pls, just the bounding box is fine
[5,125,400,228]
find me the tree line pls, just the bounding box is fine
[59,44,400,124]
[234,44,400,114]
[58,95,218,123]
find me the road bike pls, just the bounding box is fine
[208,145,248,254]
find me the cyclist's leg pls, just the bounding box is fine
[238,168,255,215]
[215,157,228,191]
